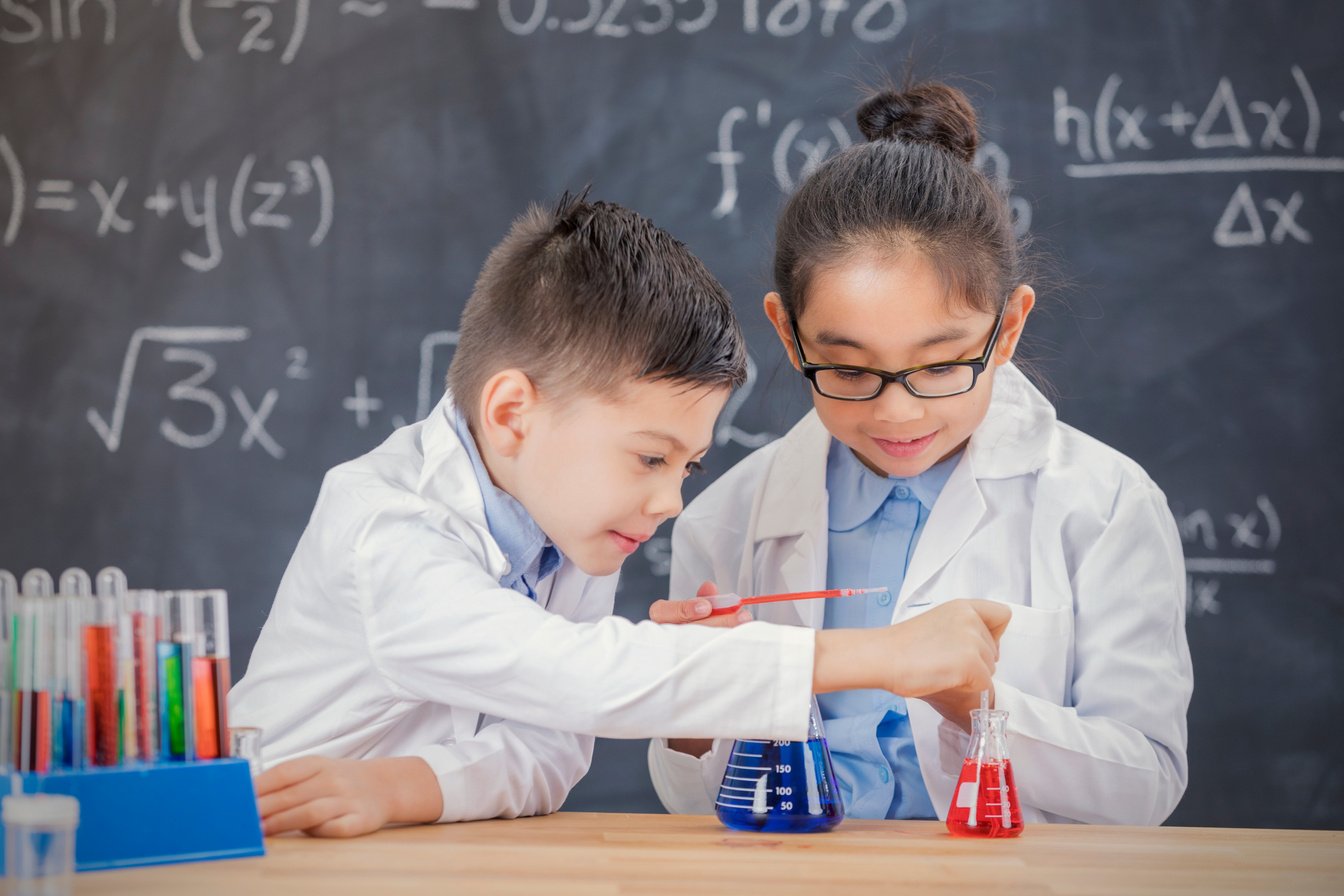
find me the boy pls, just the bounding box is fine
[230,194,1009,837]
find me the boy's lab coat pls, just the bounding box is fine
[649,364,1193,825]
[230,395,815,823]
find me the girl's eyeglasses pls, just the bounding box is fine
[788,306,1007,401]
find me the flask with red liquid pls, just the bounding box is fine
[946,707,1023,838]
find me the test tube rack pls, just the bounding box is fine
[0,759,264,873]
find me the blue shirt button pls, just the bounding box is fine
[879,766,891,783]
[877,592,892,606]
[894,485,911,500]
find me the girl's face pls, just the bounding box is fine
[765,250,1034,479]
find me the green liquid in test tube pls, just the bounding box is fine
[1,569,16,773]
[157,591,196,761]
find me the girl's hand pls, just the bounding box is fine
[813,599,1010,698]
[648,580,752,628]
[255,755,441,837]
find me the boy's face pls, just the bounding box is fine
[508,379,729,578]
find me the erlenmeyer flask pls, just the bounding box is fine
[714,697,844,833]
[946,707,1023,838]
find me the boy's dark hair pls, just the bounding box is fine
[449,192,747,423]
[773,81,1032,321]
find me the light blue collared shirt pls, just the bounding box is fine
[451,410,562,600]
[818,440,961,819]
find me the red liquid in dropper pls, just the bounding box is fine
[946,757,1024,838]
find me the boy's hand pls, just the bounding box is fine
[814,599,1011,699]
[648,580,752,627]
[255,755,441,837]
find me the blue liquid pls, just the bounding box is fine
[715,737,845,833]
[54,697,85,769]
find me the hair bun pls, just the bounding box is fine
[856,84,979,164]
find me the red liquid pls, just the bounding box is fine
[132,611,158,759]
[191,656,231,759]
[85,623,119,766]
[13,691,52,773]
[946,758,1024,838]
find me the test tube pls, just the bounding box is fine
[16,570,53,773]
[157,592,196,761]
[54,569,90,770]
[85,593,119,768]
[1,570,16,773]
[96,568,134,764]
[127,590,159,762]
[191,590,231,760]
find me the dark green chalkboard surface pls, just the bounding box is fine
[2,0,1340,828]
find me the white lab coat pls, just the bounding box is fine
[649,364,1193,825]
[230,394,815,823]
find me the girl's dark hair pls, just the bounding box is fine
[449,192,747,424]
[774,81,1027,320]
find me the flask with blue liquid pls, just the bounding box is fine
[714,697,844,833]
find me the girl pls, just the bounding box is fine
[647,82,1193,825]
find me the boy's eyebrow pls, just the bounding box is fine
[635,431,712,456]
[814,326,972,352]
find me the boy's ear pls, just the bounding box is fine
[763,292,802,371]
[994,286,1036,366]
[476,369,538,458]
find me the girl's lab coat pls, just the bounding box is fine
[230,395,815,824]
[649,364,1193,825]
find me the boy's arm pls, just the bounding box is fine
[256,722,594,836]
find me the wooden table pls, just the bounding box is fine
[78,812,1343,895]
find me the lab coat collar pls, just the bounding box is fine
[415,393,510,581]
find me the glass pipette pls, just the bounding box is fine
[705,587,888,616]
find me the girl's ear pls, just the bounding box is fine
[763,292,803,371]
[994,286,1036,365]
[476,369,539,459]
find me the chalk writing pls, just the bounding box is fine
[1053,67,1340,247]
[0,143,333,270]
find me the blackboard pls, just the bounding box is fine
[2,0,1340,830]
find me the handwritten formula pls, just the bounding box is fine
[1053,67,1341,247]
[0,143,333,272]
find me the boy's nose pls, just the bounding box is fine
[644,476,685,521]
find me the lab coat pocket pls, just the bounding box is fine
[994,603,1071,705]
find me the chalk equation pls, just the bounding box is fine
[0,0,908,56]
[1175,495,1282,618]
[86,326,777,457]
[709,99,1033,234]
[1053,67,1342,248]
[0,139,333,272]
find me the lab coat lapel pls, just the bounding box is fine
[751,412,831,630]
[897,453,985,610]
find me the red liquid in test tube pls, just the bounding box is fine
[85,616,119,766]
[192,590,231,759]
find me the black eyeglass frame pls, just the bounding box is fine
[787,304,1008,401]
